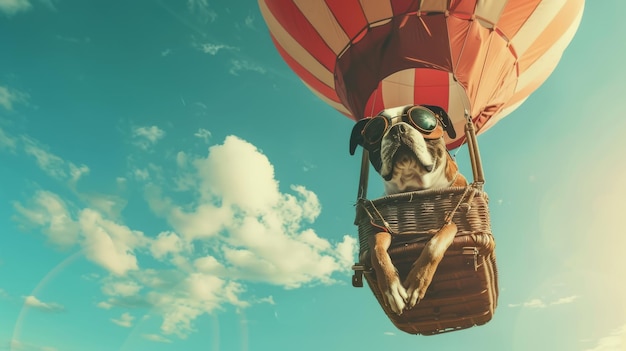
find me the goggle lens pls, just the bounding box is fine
[408,107,438,133]
[362,117,387,144]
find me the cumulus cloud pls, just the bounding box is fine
[583,324,626,351]
[102,279,142,297]
[13,190,80,248]
[23,295,64,312]
[142,135,357,334]
[0,85,29,109]
[14,192,147,275]
[111,312,135,327]
[78,209,148,275]
[146,273,249,338]
[15,134,357,340]
[150,231,190,260]
[147,136,354,286]
[132,126,165,150]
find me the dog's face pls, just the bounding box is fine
[350,105,461,194]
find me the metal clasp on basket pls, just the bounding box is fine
[462,247,479,271]
[352,263,365,287]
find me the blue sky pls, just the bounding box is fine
[1,1,625,350]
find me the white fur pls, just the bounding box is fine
[379,121,450,194]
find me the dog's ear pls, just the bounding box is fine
[424,105,456,139]
[349,119,369,155]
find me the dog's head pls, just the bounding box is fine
[350,105,463,194]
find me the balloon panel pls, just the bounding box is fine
[259,0,584,148]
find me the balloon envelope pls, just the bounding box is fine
[259,0,584,148]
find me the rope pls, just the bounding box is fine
[364,199,395,235]
[444,185,474,224]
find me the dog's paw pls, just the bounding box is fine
[404,222,457,309]
[382,278,408,315]
[403,263,436,309]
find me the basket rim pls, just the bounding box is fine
[356,186,487,206]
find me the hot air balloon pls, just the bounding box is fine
[259,0,584,335]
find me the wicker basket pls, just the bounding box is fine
[353,186,498,335]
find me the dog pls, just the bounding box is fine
[349,105,467,315]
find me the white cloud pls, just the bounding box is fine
[193,255,226,274]
[102,280,142,297]
[148,136,356,288]
[111,312,135,328]
[134,168,150,180]
[584,324,626,351]
[14,192,147,276]
[229,59,266,76]
[149,273,248,338]
[0,127,17,150]
[196,43,236,55]
[142,333,172,343]
[13,190,80,248]
[196,135,280,212]
[0,84,29,109]
[19,136,89,182]
[551,295,579,305]
[132,125,165,150]
[508,295,580,309]
[69,163,90,184]
[150,231,189,260]
[22,136,67,179]
[522,298,546,308]
[0,132,90,184]
[0,0,31,15]
[244,15,255,29]
[23,295,64,312]
[194,128,211,143]
[78,192,126,220]
[96,301,112,309]
[15,134,357,340]
[78,208,148,276]
[134,135,356,336]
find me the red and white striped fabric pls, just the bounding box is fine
[259,0,584,148]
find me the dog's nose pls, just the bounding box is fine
[391,123,408,134]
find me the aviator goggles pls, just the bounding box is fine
[361,105,444,145]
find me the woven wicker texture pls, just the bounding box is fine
[355,186,498,335]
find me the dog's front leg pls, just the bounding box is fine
[370,231,408,315]
[404,222,458,309]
